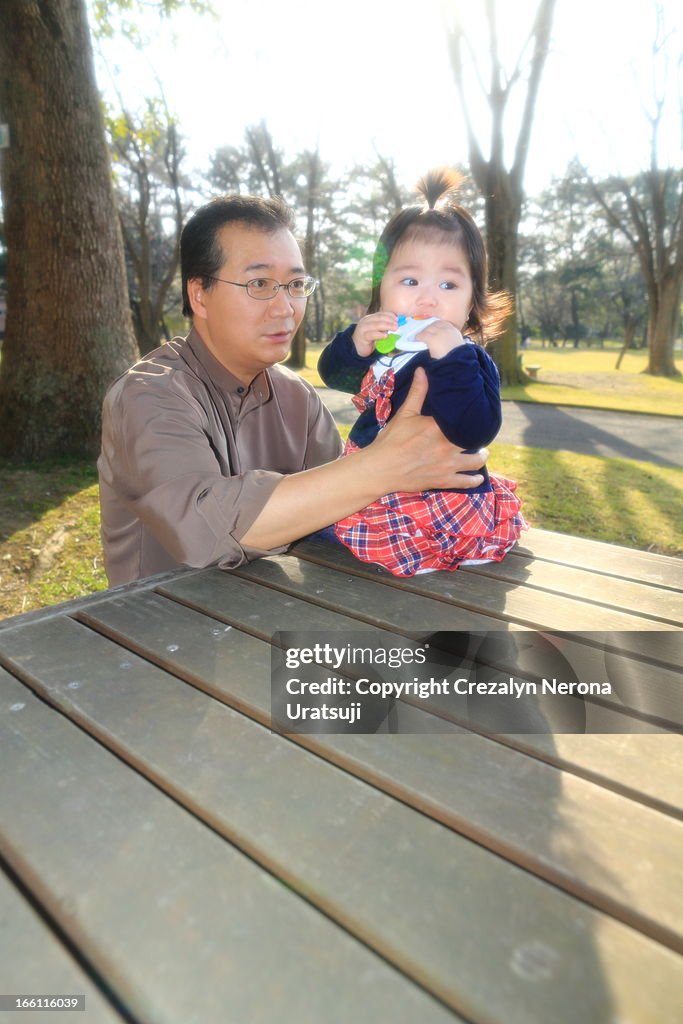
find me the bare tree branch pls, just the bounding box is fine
[445,0,558,382]
[447,20,486,179]
[511,0,557,189]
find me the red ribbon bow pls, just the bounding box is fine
[352,366,396,428]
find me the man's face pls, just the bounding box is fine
[189,224,307,384]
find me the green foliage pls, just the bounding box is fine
[92,0,215,42]
[105,98,173,154]
[518,161,646,347]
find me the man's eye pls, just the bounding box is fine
[288,278,307,295]
[250,278,272,292]
[400,277,418,286]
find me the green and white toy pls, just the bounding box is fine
[375,315,439,354]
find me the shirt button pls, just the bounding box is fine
[236,386,245,394]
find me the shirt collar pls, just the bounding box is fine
[183,326,271,403]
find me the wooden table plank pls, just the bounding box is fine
[2,532,681,1023]
[71,600,683,942]
[0,671,459,1024]
[283,543,682,666]
[505,732,683,816]
[0,863,123,1024]
[458,554,682,624]
[290,544,683,647]
[4,613,683,1023]
[149,568,683,807]
[512,528,683,590]
[214,556,682,728]
[168,557,683,703]
[3,610,683,966]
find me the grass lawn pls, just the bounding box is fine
[300,343,683,417]
[1,447,681,620]
[509,345,683,417]
[0,462,106,619]
[488,442,682,554]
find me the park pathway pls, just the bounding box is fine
[317,388,682,469]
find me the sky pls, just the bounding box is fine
[95,0,682,196]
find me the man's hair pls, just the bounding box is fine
[367,168,511,342]
[181,194,296,317]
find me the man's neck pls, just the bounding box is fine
[191,320,257,388]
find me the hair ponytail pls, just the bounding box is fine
[415,168,463,210]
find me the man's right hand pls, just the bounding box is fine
[363,368,486,492]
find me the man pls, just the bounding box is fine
[98,195,486,585]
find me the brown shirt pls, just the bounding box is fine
[98,329,342,585]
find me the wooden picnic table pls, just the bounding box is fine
[0,528,681,1024]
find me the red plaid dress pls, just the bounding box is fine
[334,365,528,577]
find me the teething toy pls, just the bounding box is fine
[375,315,439,354]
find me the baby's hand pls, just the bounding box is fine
[352,312,398,357]
[416,319,466,359]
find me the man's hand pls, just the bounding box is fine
[416,319,466,359]
[352,312,398,356]
[363,368,486,492]
[241,369,485,550]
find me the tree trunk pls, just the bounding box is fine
[131,297,161,356]
[286,150,319,370]
[646,275,682,376]
[0,0,138,461]
[615,322,636,370]
[287,323,306,369]
[485,181,523,385]
[570,288,581,347]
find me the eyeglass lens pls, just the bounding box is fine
[247,277,315,299]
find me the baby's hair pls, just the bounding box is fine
[367,168,512,343]
[415,167,464,209]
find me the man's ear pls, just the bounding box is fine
[188,278,208,320]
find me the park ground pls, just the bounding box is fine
[0,344,681,619]
[300,343,683,417]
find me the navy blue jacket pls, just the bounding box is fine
[318,325,502,493]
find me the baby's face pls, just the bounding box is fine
[379,239,473,330]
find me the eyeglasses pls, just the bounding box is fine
[207,275,317,300]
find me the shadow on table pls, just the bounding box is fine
[241,561,628,1021]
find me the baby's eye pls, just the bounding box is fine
[439,281,457,290]
[399,277,418,286]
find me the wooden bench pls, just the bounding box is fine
[0,527,681,1023]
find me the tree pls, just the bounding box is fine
[0,0,204,461]
[588,170,682,376]
[447,0,557,383]
[208,123,343,366]
[584,8,681,376]
[107,98,189,354]
[0,0,138,460]
[604,242,648,368]
[344,154,411,241]
[591,167,682,375]
[523,165,608,347]
[519,164,650,352]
